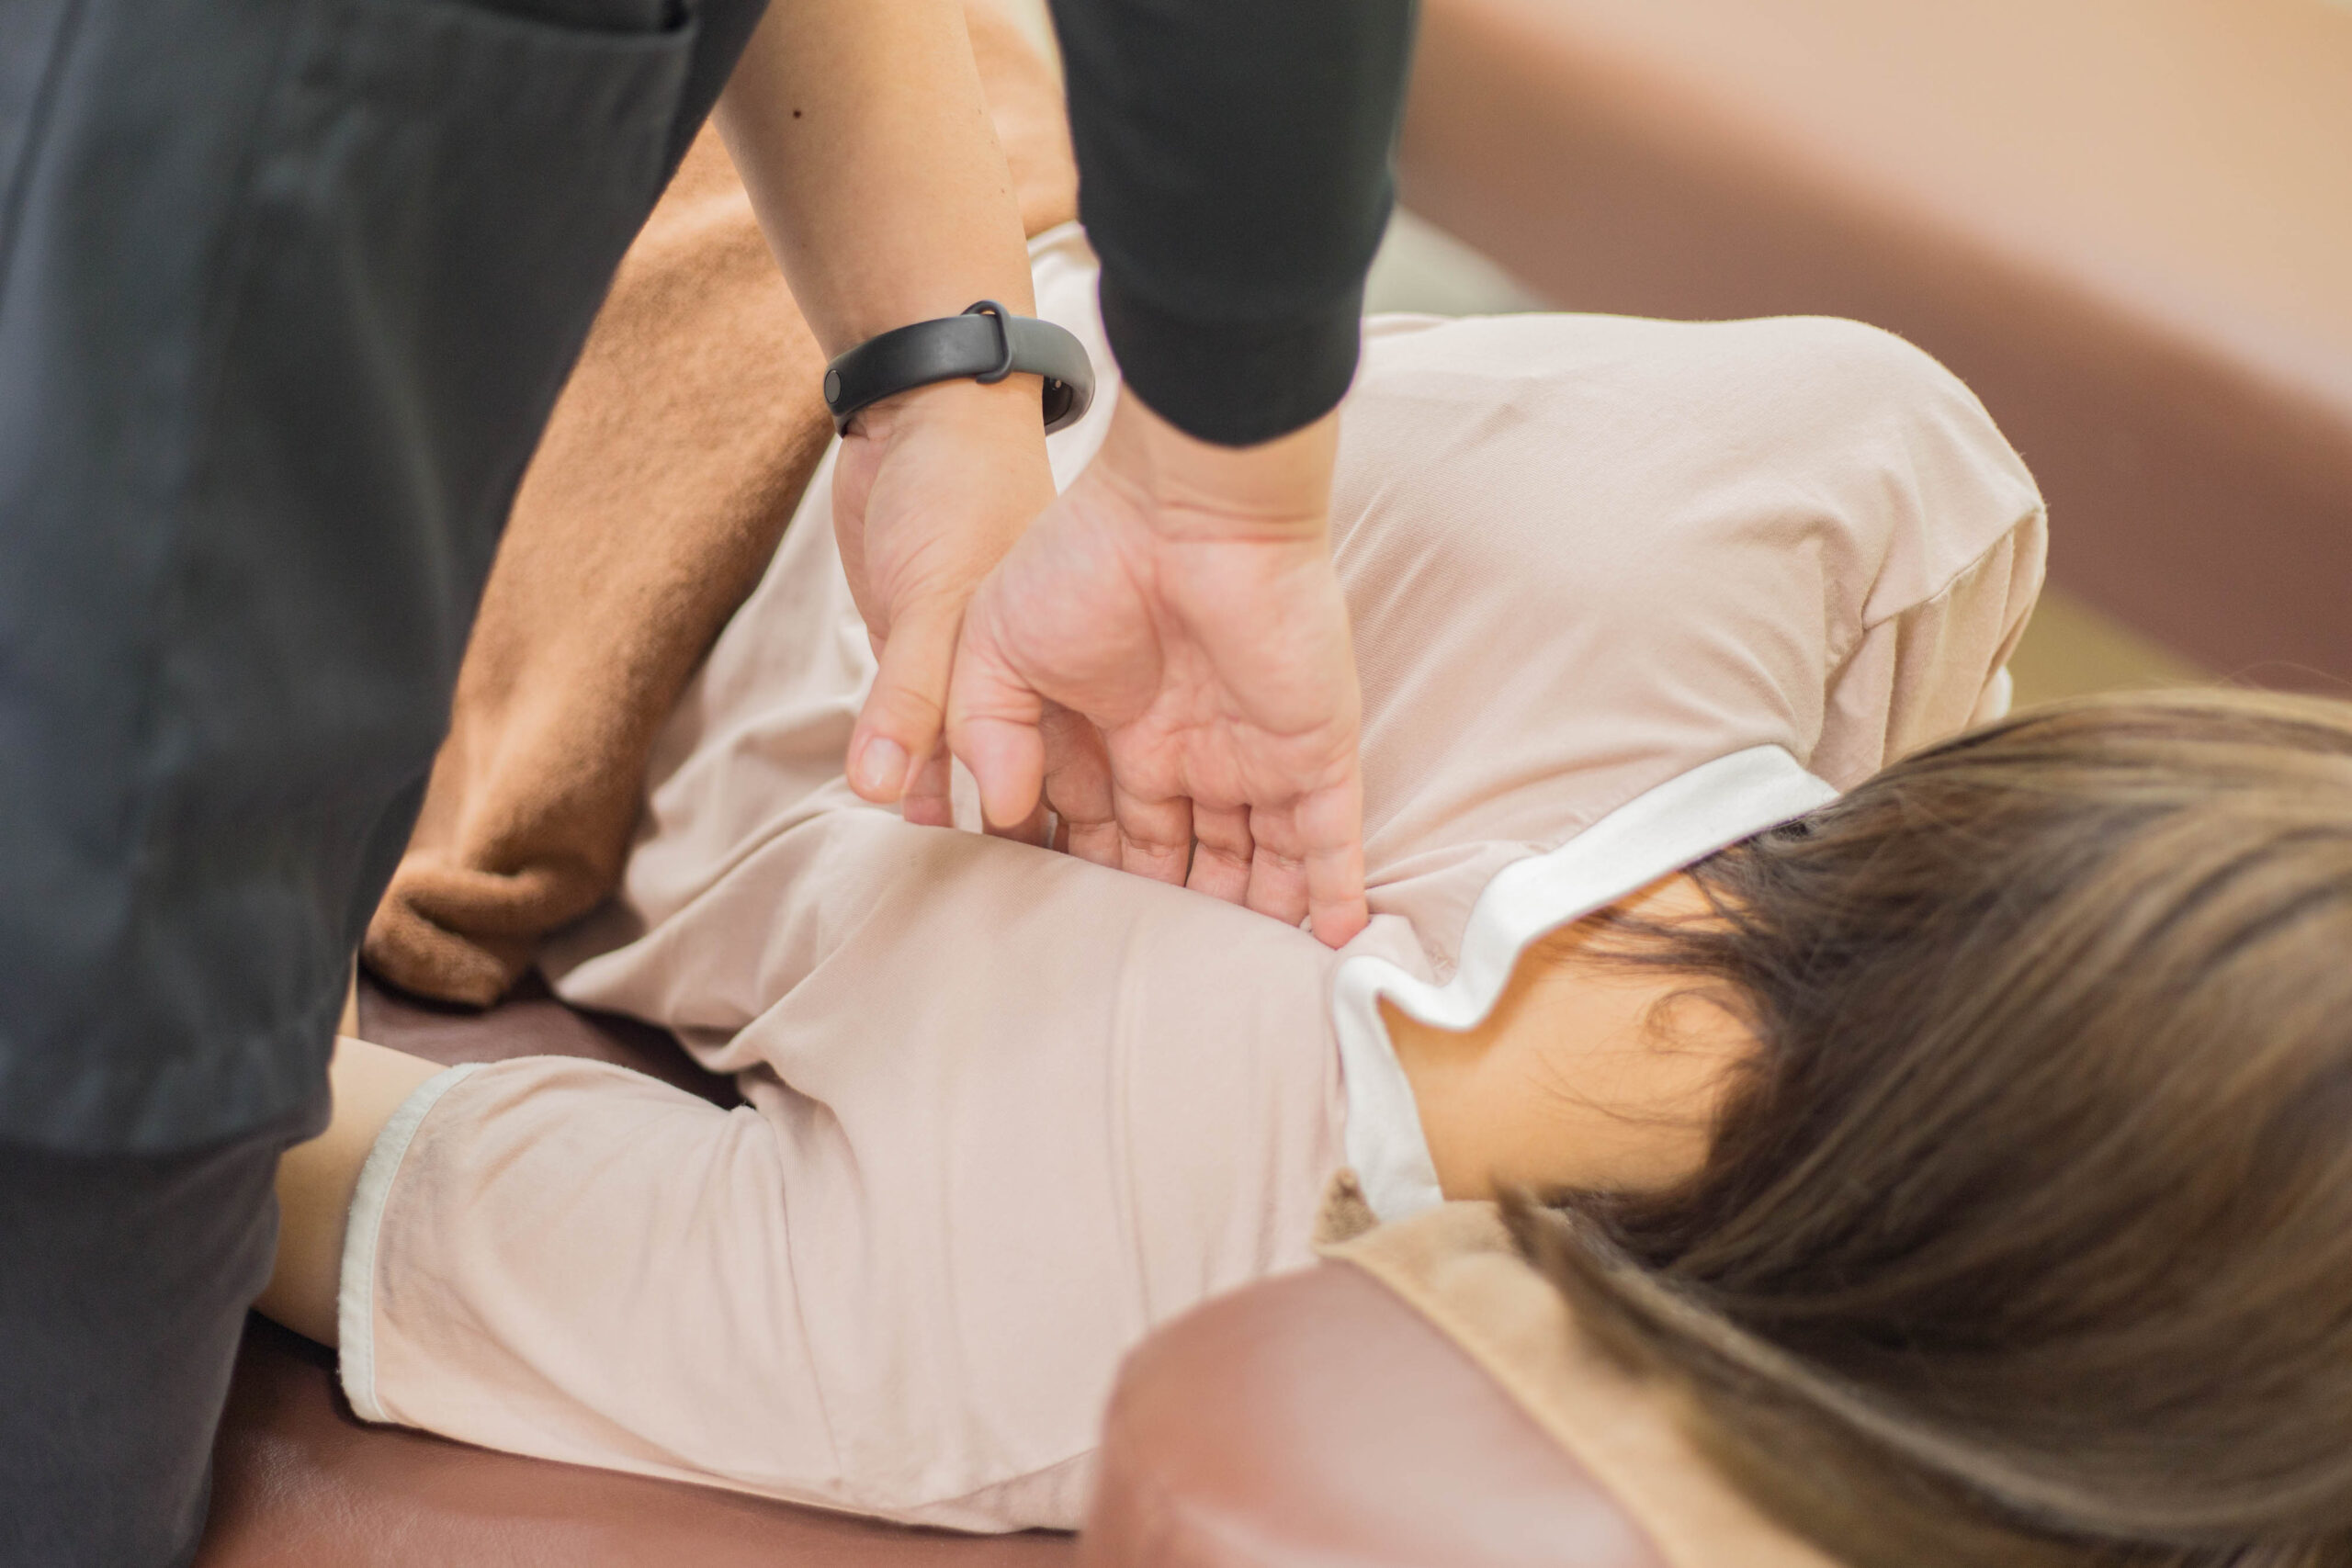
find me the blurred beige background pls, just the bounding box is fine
[1359,213,2209,708]
[994,0,2214,709]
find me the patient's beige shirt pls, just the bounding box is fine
[337,226,2044,1530]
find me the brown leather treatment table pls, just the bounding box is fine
[197,979,1661,1568]
[1400,0,2352,687]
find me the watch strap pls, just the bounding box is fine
[822,300,1095,434]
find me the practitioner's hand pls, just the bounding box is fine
[948,396,1369,947]
[831,375,1057,827]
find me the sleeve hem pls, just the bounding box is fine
[1099,276,1363,447]
[337,1062,485,1424]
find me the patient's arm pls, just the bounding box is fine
[254,1037,443,1348]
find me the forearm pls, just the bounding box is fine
[1049,0,1418,446]
[717,0,1038,355]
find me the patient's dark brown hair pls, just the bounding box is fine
[1511,689,2352,1568]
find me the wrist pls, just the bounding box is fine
[827,303,1093,438]
[1099,394,1337,544]
[845,370,1046,448]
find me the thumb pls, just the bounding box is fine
[848,598,961,804]
[945,594,1050,831]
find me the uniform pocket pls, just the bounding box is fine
[211,0,698,580]
[186,0,701,767]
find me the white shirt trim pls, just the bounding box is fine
[1332,745,1841,1223]
[337,1061,483,1423]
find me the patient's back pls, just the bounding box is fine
[528,229,2043,1527]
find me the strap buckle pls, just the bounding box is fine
[963,300,1016,384]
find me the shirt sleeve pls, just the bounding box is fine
[1046,0,1419,446]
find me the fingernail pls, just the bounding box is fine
[854,738,909,797]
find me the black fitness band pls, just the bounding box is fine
[822,300,1095,435]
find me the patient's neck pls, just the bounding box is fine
[1381,874,1747,1201]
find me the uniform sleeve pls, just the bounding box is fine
[1047,0,1418,446]
[1812,507,2048,787]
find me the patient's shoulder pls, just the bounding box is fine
[1340,310,2041,613]
[1329,310,2044,889]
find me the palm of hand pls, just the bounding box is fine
[952,466,1369,945]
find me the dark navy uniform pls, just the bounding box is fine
[0,0,1412,1558]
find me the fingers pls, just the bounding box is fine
[1290,774,1370,948]
[849,601,961,805]
[981,798,1053,846]
[1242,845,1310,931]
[1303,854,1371,948]
[1186,805,1254,906]
[1038,706,1121,868]
[904,739,1046,841]
[1228,771,1366,945]
[945,602,1050,831]
[1111,783,1193,886]
[900,744,956,829]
